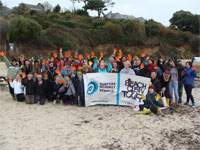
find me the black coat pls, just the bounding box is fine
[22,78,36,95]
[151,78,161,94]
[35,80,47,98]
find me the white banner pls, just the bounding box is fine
[84,73,150,107]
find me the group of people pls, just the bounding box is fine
[0,48,197,112]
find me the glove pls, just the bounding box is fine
[0,51,5,56]
[141,93,145,100]
[192,66,197,71]
[21,72,26,78]
[155,94,160,101]
[8,78,12,83]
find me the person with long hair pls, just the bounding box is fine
[183,61,197,107]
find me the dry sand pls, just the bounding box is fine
[0,62,200,150]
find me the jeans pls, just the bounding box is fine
[169,81,179,102]
[184,85,194,103]
[178,81,183,103]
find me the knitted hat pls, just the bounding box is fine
[77,71,82,76]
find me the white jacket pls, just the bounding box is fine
[10,79,24,95]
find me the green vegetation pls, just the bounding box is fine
[0,1,199,58]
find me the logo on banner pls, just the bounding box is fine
[87,81,98,95]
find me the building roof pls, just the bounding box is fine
[105,11,145,22]
[24,4,44,11]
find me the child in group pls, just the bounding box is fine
[60,75,76,105]
[9,74,25,102]
[22,74,36,104]
[139,85,162,114]
[111,61,119,73]
[35,75,47,105]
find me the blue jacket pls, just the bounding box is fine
[92,59,112,73]
[183,67,196,85]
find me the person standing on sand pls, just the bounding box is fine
[169,60,179,106]
[0,51,22,100]
[183,61,197,107]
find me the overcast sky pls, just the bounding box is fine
[2,0,200,26]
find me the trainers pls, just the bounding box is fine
[60,100,63,104]
[53,100,56,104]
[192,103,196,107]
[184,102,189,105]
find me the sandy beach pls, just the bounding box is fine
[0,62,200,150]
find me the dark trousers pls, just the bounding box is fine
[78,96,85,107]
[184,85,194,103]
[46,80,54,101]
[25,95,35,104]
[178,81,183,103]
[35,95,45,105]
[63,95,75,105]
[16,93,25,102]
[8,81,14,95]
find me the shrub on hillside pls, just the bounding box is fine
[104,21,124,43]
[51,20,76,28]
[0,17,8,39]
[145,20,160,36]
[75,9,89,16]
[92,18,105,28]
[47,13,62,20]
[43,27,78,50]
[8,16,42,41]
[120,20,145,45]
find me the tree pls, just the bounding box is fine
[37,3,44,9]
[0,0,2,9]
[12,3,28,15]
[83,0,115,18]
[145,19,160,36]
[9,16,42,41]
[170,10,200,34]
[53,4,61,13]
[43,1,53,12]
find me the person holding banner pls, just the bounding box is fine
[74,72,85,107]
[183,61,197,107]
[120,61,135,75]
[139,85,162,114]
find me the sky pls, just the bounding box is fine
[1,0,200,26]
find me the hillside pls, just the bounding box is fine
[0,8,200,59]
